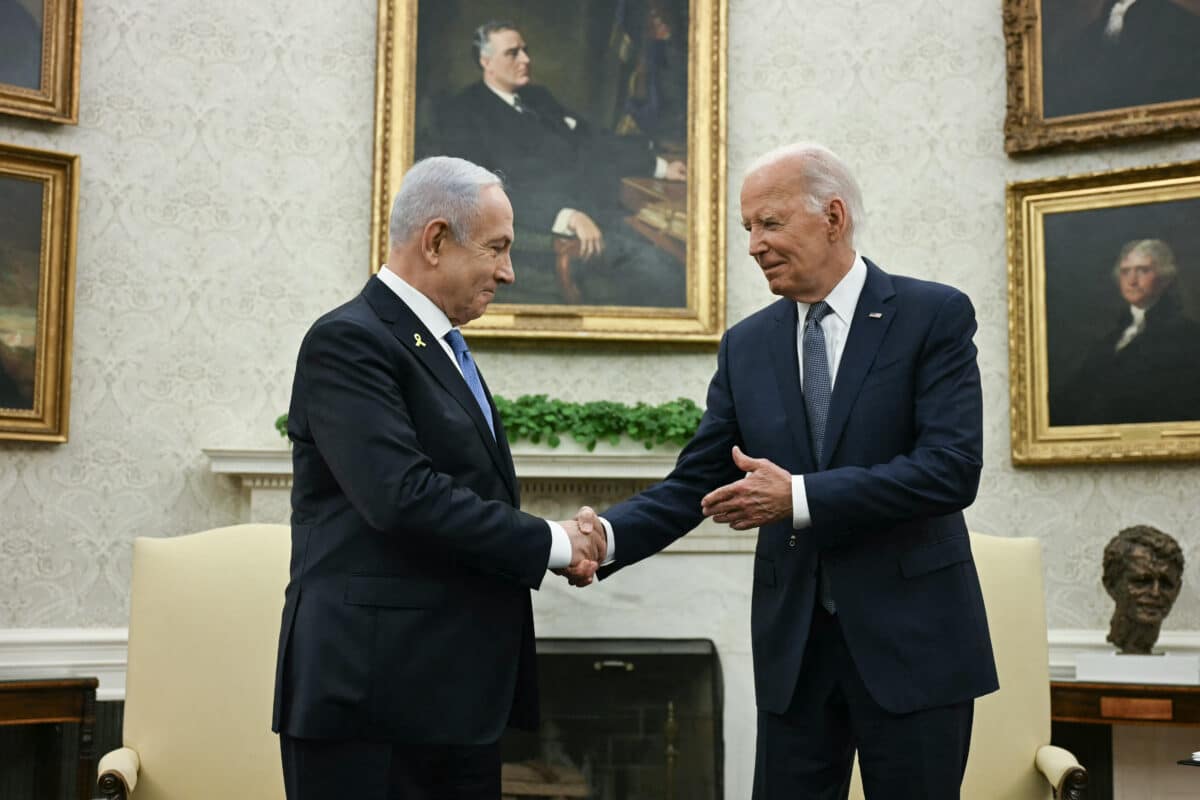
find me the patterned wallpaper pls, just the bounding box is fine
[1,0,1198,631]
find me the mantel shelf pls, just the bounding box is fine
[203,442,680,483]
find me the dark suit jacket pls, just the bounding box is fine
[272,276,550,745]
[600,259,998,715]
[1053,293,1200,426]
[439,82,657,232]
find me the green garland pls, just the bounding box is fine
[275,395,703,451]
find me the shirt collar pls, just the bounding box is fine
[375,266,455,341]
[1128,304,1147,325]
[484,82,518,108]
[796,253,868,324]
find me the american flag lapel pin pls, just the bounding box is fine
[868,312,883,319]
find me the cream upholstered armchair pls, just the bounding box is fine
[97,524,290,800]
[850,533,1088,800]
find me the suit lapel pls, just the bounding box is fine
[363,279,518,502]
[767,300,818,473]
[821,260,897,469]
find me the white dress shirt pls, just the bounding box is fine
[482,81,668,236]
[374,268,580,569]
[1114,304,1147,352]
[791,254,868,529]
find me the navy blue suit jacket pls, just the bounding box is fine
[272,276,549,744]
[601,259,998,714]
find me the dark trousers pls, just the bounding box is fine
[280,734,501,800]
[753,606,974,800]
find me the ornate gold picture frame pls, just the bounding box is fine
[0,0,83,124]
[371,0,726,342]
[1007,161,1200,464]
[1003,0,1200,154]
[0,143,78,442]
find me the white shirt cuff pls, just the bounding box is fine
[552,208,577,236]
[597,516,616,566]
[546,520,571,569]
[791,475,812,529]
[653,157,667,179]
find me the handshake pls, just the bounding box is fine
[554,506,605,588]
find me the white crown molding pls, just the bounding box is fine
[8,627,1200,702]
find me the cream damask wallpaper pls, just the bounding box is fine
[0,0,1198,631]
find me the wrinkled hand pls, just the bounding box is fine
[568,211,605,259]
[664,160,687,182]
[700,446,792,530]
[555,507,606,587]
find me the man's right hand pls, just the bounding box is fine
[555,517,606,587]
[568,211,605,260]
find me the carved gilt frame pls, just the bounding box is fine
[1003,0,1200,154]
[0,143,78,442]
[0,0,83,124]
[370,0,726,342]
[1007,160,1200,464]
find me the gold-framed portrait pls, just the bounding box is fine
[371,0,726,342]
[1007,160,1200,464]
[0,142,78,442]
[1003,0,1200,154]
[0,0,83,124]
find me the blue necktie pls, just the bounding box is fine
[444,329,495,439]
[803,301,837,613]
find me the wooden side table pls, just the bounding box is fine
[1051,681,1200,727]
[0,678,98,800]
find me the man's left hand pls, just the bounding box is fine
[701,446,792,530]
[664,160,686,182]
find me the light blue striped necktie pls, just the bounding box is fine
[803,301,836,613]
[444,329,495,439]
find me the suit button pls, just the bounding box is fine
[788,534,797,548]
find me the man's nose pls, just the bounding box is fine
[748,231,766,255]
[497,256,515,284]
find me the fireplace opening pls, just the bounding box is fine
[501,638,723,800]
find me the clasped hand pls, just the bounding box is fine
[553,506,606,588]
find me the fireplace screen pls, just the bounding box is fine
[501,639,722,800]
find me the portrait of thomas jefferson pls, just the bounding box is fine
[1052,238,1200,426]
[1041,0,1200,119]
[0,0,44,90]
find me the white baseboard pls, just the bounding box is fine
[0,628,128,701]
[5,627,1200,702]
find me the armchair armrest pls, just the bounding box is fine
[97,747,140,799]
[1035,744,1088,800]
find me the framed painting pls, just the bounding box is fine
[1007,160,1200,463]
[1004,0,1200,154]
[371,0,726,342]
[0,142,78,442]
[0,0,83,124]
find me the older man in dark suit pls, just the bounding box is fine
[568,143,998,799]
[272,156,608,800]
[438,20,687,308]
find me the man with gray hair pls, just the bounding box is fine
[565,142,997,798]
[1054,237,1200,426]
[272,156,608,799]
[437,19,687,307]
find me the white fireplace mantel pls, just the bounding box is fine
[202,443,755,553]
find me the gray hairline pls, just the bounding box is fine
[744,142,866,245]
[474,20,519,64]
[1112,238,1179,283]
[387,157,503,248]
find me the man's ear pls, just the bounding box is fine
[421,219,451,264]
[826,198,848,241]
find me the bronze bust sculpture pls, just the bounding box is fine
[1102,525,1185,655]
